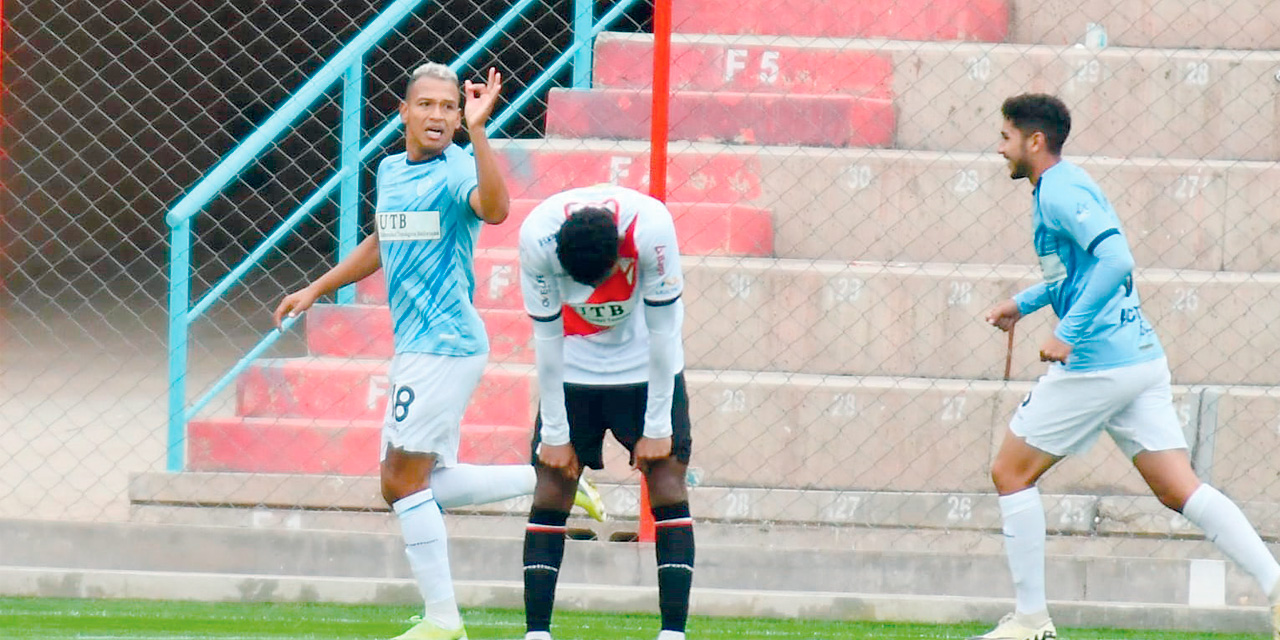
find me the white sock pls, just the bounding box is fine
[999,486,1047,616]
[656,631,686,640]
[524,632,553,640]
[430,464,536,509]
[1182,484,1280,599]
[393,490,461,629]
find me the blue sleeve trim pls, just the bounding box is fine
[530,310,562,322]
[1086,228,1121,255]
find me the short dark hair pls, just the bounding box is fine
[556,208,619,286]
[1001,93,1071,155]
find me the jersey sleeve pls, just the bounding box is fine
[638,202,684,305]
[1043,184,1121,255]
[446,150,480,215]
[519,214,562,320]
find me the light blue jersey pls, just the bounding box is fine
[1013,161,1163,372]
[374,145,485,356]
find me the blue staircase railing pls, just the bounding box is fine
[165,0,639,472]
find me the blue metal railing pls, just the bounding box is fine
[165,0,637,471]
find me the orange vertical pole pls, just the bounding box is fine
[640,0,673,545]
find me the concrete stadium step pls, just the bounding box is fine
[478,199,771,257]
[236,359,534,425]
[545,88,895,148]
[492,139,1280,272]
[594,36,894,96]
[305,304,531,362]
[671,0,1008,42]
[1007,0,1280,50]
[186,418,529,475]
[587,33,1280,161]
[6,517,1277,611]
[306,260,1280,387]
[128,472,1280,546]
[195,364,1280,500]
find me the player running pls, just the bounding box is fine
[273,63,603,640]
[974,93,1280,640]
[518,184,695,640]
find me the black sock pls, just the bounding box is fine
[653,502,695,633]
[523,508,569,633]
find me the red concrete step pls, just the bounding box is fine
[593,35,893,97]
[358,206,773,303]
[305,304,532,362]
[236,358,534,424]
[356,249,522,308]
[672,0,1008,42]
[546,88,894,148]
[498,145,763,202]
[187,418,530,475]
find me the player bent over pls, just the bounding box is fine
[518,185,694,640]
[273,63,603,640]
[973,93,1280,640]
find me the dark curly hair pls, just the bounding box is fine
[1001,93,1071,155]
[556,207,619,286]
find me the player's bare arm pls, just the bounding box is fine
[465,67,510,225]
[984,299,1022,332]
[273,233,381,328]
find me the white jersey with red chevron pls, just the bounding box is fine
[518,184,685,385]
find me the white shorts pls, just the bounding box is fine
[381,352,488,466]
[1010,357,1188,459]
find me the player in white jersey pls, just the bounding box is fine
[518,185,694,640]
[973,93,1280,640]
[273,63,603,640]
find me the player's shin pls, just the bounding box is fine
[393,490,462,630]
[524,508,569,633]
[653,502,695,635]
[1182,484,1280,597]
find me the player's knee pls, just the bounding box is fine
[646,468,688,506]
[990,461,1034,495]
[380,472,428,507]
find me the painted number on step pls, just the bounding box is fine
[965,55,992,82]
[947,281,974,307]
[953,169,980,195]
[821,495,863,522]
[947,495,973,522]
[719,389,747,413]
[726,273,754,300]
[828,393,858,417]
[723,48,781,84]
[826,277,865,304]
[941,395,967,422]
[609,156,632,183]
[723,490,753,519]
[1058,497,1090,527]
[1183,61,1210,86]
[488,264,513,300]
[1072,59,1102,86]
[1173,173,1210,201]
[1172,288,1200,313]
[368,375,391,410]
[844,164,874,191]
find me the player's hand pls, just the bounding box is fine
[984,299,1022,332]
[1039,335,1073,363]
[538,443,581,476]
[273,286,321,329]
[463,67,503,133]
[632,436,673,471]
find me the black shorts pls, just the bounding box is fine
[532,373,693,470]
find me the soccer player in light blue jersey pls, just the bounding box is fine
[274,63,603,640]
[973,93,1280,640]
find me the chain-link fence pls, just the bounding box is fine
[5,0,1280,620]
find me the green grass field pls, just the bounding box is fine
[0,598,1267,640]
